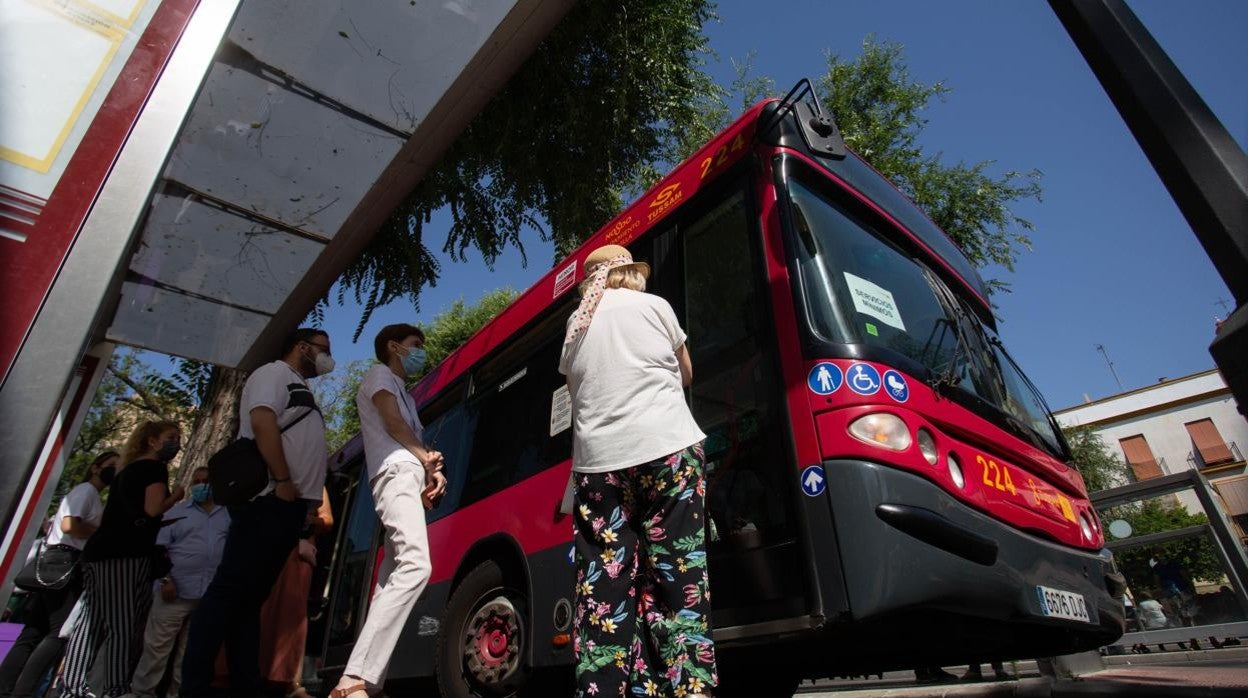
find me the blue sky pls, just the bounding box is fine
[308,0,1246,412]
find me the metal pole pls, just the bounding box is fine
[1190,471,1248,615]
[1049,0,1248,418]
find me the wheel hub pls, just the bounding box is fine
[462,595,521,687]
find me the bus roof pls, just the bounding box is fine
[410,98,991,407]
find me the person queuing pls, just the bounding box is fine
[0,451,116,698]
[328,324,446,698]
[180,328,332,698]
[558,245,716,698]
[128,467,229,698]
[59,422,185,698]
[257,487,332,698]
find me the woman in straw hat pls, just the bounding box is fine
[559,244,716,698]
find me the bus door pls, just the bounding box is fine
[321,457,381,671]
[652,180,808,630]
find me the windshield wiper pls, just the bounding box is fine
[921,268,976,398]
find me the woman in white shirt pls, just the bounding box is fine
[559,245,716,698]
[0,450,115,698]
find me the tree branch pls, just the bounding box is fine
[109,367,170,421]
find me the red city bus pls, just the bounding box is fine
[311,81,1125,697]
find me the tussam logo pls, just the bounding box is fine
[647,182,683,222]
[648,183,682,208]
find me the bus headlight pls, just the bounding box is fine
[1079,511,1094,542]
[947,453,965,489]
[848,413,912,452]
[916,428,938,465]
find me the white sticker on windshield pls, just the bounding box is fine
[843,272,906,331]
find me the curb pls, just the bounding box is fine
[1102,645,1248,668]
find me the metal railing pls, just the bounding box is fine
[1092,470,1248,646]
[1187,440,1243,470]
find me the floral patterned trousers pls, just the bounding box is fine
[572,443,717,697]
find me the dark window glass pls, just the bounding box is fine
[460,335,572,508]
[326,464,378,648]
[683,191,792,541]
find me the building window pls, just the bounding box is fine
[1213,476,1248,542]
[1119,434,1164,481]
[1185,418,1236,468]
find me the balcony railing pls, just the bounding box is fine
[1188,440,1243,470]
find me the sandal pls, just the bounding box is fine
[329,681,368,698]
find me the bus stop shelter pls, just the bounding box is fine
[0,0,571,591]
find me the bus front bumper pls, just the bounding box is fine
[821,458,1124,661]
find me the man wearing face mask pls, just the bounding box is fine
[128,468,228,698]
[329,324,446,698]
[181,328,331,698]
[0,452,115,698]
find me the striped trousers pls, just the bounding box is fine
[59,556,153,698]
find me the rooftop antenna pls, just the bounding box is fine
[1215,298,1232,321]
[1094,343,1125,392]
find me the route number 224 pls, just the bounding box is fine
[977,454,1017,496]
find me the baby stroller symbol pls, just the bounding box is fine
[882,369,909,402]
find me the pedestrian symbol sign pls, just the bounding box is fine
[882,370,909,402]
[847,363,881,396]
[807,362,843,396]
[801,465,826,497]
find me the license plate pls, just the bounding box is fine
[1036,585,1091,623]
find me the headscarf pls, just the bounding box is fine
[563,255,634,345]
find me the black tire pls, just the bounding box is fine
[436,560,530,698]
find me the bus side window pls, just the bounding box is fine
[422,404,473,523]
[460,336,573,508]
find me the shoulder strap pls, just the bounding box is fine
[278,407,316,434]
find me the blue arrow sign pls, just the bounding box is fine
[801,465,826,497]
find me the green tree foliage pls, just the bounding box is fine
[1066,427,1226,586]
[60,351,194,504]
[1063,426,1131,493]
[330,0,720,340]
[315,289,518,453]
[315,358,372,454]
[701,38,1042,294]
[419,288,520,379]
[820,38,1041,293]
[1106,498,1225,589]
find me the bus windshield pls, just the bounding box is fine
[786,175,1066,460]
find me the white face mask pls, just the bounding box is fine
[314,352,336,376]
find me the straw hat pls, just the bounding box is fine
[582,244,650,278]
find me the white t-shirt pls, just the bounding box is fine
[239,360,328,500]
[356,364,424,481]
[45,482,103,550]
[559,289,705,473]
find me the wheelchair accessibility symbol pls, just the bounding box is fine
[807,362,843,396]
[847,363,881,396]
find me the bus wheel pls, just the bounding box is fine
[437,560,529,697]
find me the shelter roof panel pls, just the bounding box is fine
[228,0,513,135]
[107,281,269,366]
[129,190,325,314]
[163,62,404,239]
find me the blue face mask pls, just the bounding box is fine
[190,483,212,504]
[400,346,427,376]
